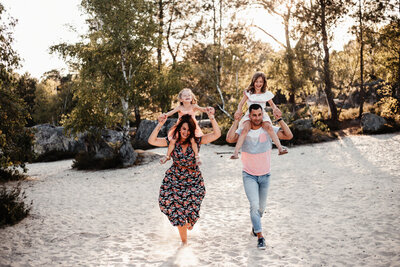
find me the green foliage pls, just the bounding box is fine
[0,3,34,173]
[375,20,400,87]
[51,0,157,135]
[0,183,31,227]
[32,70,76,125]
[376,84,400,119]
[13,73,37,125]
[0,4,20,74]
[0,87,34,171]
[314,120,330,132]
[151,63,187,113]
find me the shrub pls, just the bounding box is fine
[375,83,400,119]
[314,120,330,132]
[0,183,31,227]
[72,151,122,170]
[0,169,26,182]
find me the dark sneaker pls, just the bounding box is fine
[251,227,257,237]
[257,237,266,250]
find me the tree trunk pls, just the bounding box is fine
[157,0,163,72]
[120,97,130,138]
[320,0,338,122]
[134,106,141,127]
[358,0,365,119]
[284,10,296,105]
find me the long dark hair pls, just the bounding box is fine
[172,114,196,145]
[246,72,267,94]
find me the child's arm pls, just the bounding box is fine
[234,92,248,118]
[164,106,181,117]
[267,99,282,118]
[193,104,209,113]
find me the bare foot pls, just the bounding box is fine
[159,156,170,164]
[278,146,288,155]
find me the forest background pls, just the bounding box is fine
[1,0,400,179]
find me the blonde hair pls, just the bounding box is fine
[178,88,198,105]
[246,72,267,94]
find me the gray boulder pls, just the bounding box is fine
[292,119,313,131]
[32,124,137,167]
[119,139,137,167]
[133,118,177,149]
[198,119,212,128]
[32,124,85,160]
[361,113,387,133]
[79,129,137,167]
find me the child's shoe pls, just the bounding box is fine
[278,146,288,155]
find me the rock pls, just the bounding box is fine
[79,129,137,168]
[361,113,387,133]
[32,124,137,167]
[32,124,85,161]
[292,119,313,131]
[198,119,212,128]
[119,140,137,167]
[133,118,177,149]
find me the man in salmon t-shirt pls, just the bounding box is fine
[226,103,293,250]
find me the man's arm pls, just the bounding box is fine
[226,118,240,143]
[276,118,293,140]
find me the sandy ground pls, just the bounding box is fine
[1,133,400,266]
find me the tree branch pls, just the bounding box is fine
[250,24,286,49]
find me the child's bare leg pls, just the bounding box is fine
[191,138,201,165]
[262,121,288,155]
[231,121,251,159]
[160,139,176,164]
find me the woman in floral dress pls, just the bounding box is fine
[148,108,221,244]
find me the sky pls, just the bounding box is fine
[2,0,353,80]
[2,0,87,79]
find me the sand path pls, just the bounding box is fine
[1,133,400,266]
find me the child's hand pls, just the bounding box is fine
[272,108,282,118]
[234,110,242,120]
[158,113,167,120]
[157,114,167,125]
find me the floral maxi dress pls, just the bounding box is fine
[159,137,205,227]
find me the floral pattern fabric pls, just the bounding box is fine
[159,137,205,227]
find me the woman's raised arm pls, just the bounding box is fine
[200,107,221,145]
[148,115,168,147]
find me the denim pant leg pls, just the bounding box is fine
[242,171,271,234]
[258,173,271,219]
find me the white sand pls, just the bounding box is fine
[1,133,400,266]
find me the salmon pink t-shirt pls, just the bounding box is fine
[236,126,279,176]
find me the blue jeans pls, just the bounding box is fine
[242,171,271,234]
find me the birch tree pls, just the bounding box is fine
[52,0,156,138]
